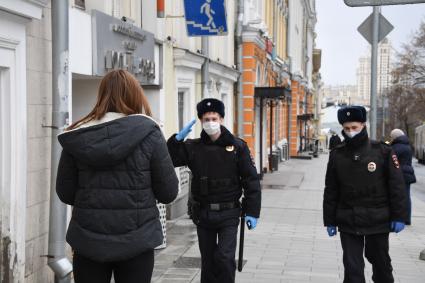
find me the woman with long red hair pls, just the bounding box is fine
[56,70,178,283]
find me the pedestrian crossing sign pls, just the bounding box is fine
[183,0,228,36]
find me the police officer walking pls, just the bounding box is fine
[323,106,407,283]
[167,98,261,283]
[329,130,342,151]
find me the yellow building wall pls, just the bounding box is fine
[263,0,287,61]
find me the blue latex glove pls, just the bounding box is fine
[391,221,405,233]
[176,119,196,141]
[327,226,337,237]
[245,216,257,230]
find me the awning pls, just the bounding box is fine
[254,86,291,99]
[297,113,314,121]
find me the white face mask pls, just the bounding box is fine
[344,130,361,138]
[203,121,221,136]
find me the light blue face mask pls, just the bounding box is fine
[344,130,361,138]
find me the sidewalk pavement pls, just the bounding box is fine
[152,154,425,283]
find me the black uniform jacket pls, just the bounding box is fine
[323,128,407,235]
[167,126,261,218]
[56,114,178,262]
[329,134,342,150]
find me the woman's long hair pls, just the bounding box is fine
[68,70,152,130]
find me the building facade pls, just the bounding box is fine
[0,0,321,281]
[239,0,320,173]
[322,85,359,106]
[287,0,318,157]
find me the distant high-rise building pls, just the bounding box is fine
[356,38,393,106]
[322,85,358,106]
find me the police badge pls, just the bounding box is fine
[226,145,235,152]
[368,162,377,172]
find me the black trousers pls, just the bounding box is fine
[196,208,240,283]
[340,232,394,283]
[73,249,154,283]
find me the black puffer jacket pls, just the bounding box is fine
[391,135,416,184]
[56,114,178,262]
[323,128,407,235]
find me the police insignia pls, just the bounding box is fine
[392,155,400,169]
[367,162,376,172]
[226,145,235,152]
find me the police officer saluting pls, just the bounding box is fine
[167,98,261,283]
[323,106,407,283]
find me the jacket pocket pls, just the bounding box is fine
[354,206,390,227]
[336,208,354,226]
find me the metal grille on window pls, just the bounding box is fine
[155,202,167,249]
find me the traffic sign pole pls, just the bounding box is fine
[357,6,393,139]
[370,6,380,139]
[202,37,210,98]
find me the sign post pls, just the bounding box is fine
[370,7,380,139]
[357,7,394,139]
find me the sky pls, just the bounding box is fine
[316,0,425,86]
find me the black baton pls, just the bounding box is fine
[238,214,245,272]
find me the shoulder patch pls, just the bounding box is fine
[392,154,400,169]
[235,137,247,145]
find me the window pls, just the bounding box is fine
[75,0,85,9]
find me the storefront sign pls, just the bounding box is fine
[92,10,156,85]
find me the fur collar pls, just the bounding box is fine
[200,126,235,146]
[59,113,159,135]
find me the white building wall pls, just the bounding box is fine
[0,0,52,282]
[69,8,92,76]
[165,0,236,68]
[288,0,304,77]
[25,2,55,281]
[164,0,238,138]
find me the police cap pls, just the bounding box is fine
[337,106,367,124]
[197,98,225,118]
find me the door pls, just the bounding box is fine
[0,47,14,283]
[0,36,26,282]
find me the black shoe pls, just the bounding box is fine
[406,221,411,226]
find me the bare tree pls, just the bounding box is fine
[386,21,425,140]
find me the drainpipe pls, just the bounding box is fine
[201,37,210,98]
[236,0,244,138]
[286,1,292,158]
[287,95,291,160]
[48,0,72,282]
[273,0,279,149]
[157,0,165,18]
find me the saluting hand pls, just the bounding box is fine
[176,119,196,141]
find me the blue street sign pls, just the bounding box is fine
[183,0,228,36]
